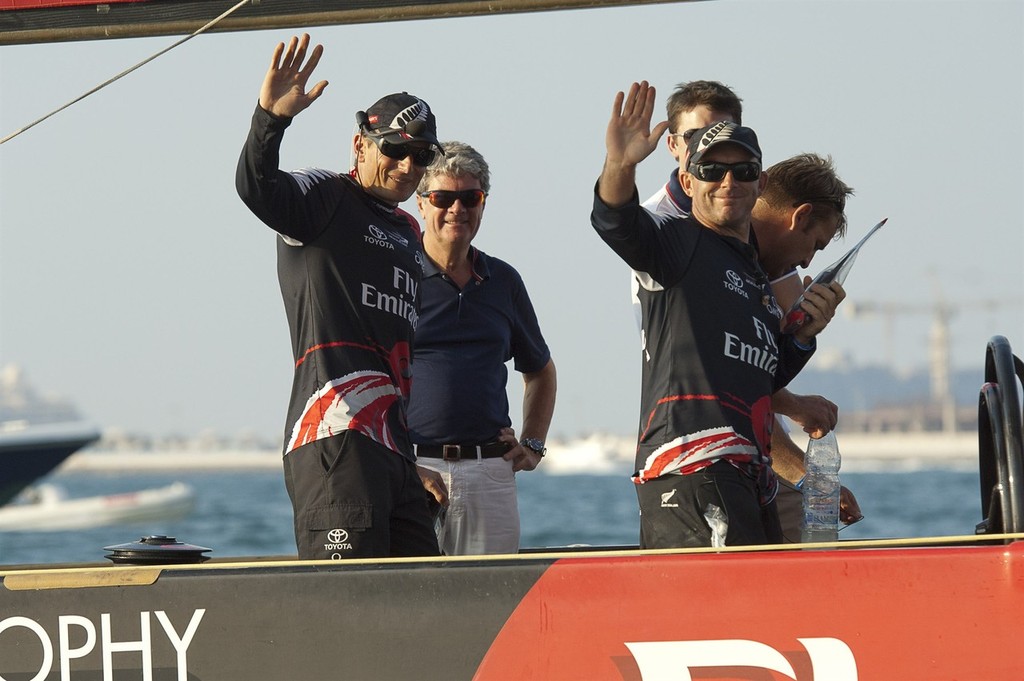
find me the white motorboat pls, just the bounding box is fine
[0,481,195,532]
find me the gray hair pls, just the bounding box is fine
[417,140,491,194]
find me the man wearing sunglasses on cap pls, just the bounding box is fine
[592,81,844,548]
[638,81,862,542]
[236,34,447,560]
[407,141,556,555]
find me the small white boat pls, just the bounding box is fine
[0,481,195,531]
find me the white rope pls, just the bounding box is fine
[0,0,251,146]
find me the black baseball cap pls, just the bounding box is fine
[686,121,762,169]
[360,92,443,151]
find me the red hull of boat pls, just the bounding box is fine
[2,538,1022,680]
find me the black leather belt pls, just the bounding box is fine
[414,442,510,461]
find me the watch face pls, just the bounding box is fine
[523,438,545,454]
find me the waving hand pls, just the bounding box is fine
[598,81,669,207]
[606,81,667,167]
[259,34,329,118]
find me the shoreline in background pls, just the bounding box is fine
[62,430,979,474]
[62,448,283,471]
[542,431,978,475]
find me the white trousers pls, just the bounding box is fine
[416,455,520,555]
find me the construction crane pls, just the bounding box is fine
[846,289,1023,433]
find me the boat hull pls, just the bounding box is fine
[0,426,99,507]
[2,538,1023,680]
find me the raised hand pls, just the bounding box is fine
[598,81,669,207]
[259,33,329,118]
[605,81,669,167]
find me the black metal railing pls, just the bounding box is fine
[976,335,1024,537]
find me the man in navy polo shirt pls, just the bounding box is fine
[408,141,557,555]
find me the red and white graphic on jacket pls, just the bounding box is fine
[634,393,774,483]
[286,342,412,454]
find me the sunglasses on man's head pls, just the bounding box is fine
[371,137,437,167]
[689,161,761,183]
[419,189,487,209]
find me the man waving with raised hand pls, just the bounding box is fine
[592,81,844,548]
[237,34,447,560]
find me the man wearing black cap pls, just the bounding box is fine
[236,34,446,559]
[638,82,863,541]
[592,81,844,548]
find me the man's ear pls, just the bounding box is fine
[666,132,682,161]
[790,202,814,231]
[415,194,428,220]
[680,172,694,198]
[754,170,768,199]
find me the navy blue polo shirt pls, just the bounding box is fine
[407,247,551,445]
[663,167,693,215]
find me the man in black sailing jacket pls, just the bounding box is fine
[236,34,447,560]
[592,81,845,548]
[639,80,863,541]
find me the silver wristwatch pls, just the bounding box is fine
[521,438,546,457]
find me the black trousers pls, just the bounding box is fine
[636,460,782,549]
[283,430,440,560]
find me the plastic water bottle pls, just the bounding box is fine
[801,431,841,542]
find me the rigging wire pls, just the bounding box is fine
[0,0,251,146]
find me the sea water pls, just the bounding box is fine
[0,466,983,566]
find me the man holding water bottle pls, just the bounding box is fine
[749,154,865,537]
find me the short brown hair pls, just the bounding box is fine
[666,81,743,132]
[760,153,854,239]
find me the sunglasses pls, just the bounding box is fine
[419,189,487,209]
[673,127,700,143]
[689,161,762,183]
[370,137,437,167]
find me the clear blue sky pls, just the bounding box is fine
[0,0,1021,441]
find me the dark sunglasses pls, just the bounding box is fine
[673,127,700,143]
[419,189,487,209]
[371,137,437,167]
[690,161,761,182]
